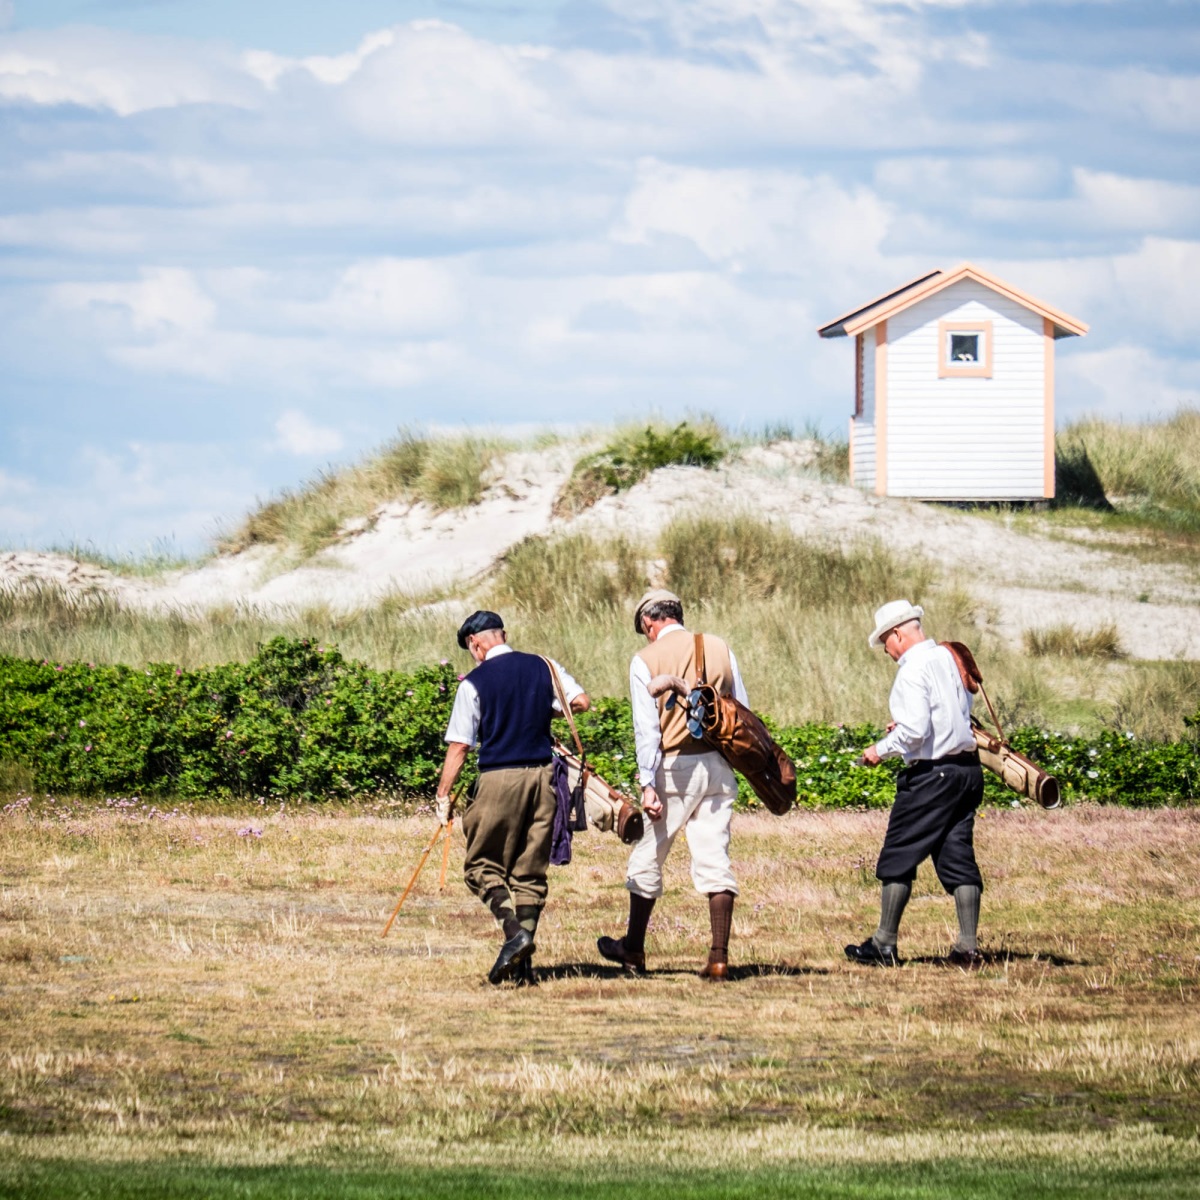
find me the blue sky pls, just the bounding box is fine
[1,0,1198,555]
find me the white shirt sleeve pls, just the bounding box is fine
[546,657,585,713]
[873,666,931,762]
[728,647,749,707]
[629,654,663,788]
[443,678,481,746]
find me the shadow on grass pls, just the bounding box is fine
[532,962,830,982]
[904,950,1084,968]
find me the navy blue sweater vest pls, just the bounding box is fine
[470,651,554,772]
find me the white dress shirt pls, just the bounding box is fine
[443,644,585,747]
[630,624,749,788]
[873,639,975,765]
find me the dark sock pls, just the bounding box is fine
[953,885,981,952]
[625,893,656,955]
[708,890,735,964]
[874,879,911,948]
[515,904,541,939]
[483,886,523,942]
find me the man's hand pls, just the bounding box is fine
[435,793,455,826]
[641,785,664,821]
[860,745,882,767]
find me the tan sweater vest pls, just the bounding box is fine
[636,629,734,754]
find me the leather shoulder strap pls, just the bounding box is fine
[541,657,584,759]
[693,632,707,686]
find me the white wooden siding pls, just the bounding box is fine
[884,279,1046,499]
[852,329,877,490]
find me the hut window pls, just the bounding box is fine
[949,332,980,363]
[938,319,993,378]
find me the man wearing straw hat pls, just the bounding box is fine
[845,600,985,968]
[597,589,749,981]
[435,610,590,986]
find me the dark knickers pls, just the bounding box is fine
[875,754,985,893]
[461,764,556,909]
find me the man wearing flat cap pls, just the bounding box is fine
[436,610,590,986]
[597,589,749,980]
[845,600,985,968]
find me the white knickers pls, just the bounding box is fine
[625,749,739,899]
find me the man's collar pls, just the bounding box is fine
[483,644,514,660]
[655,623,688,639]
[897,637,933,667]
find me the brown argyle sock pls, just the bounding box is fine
[707,890,735,964]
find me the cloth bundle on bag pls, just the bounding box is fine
[541,658,645,865]
[940,640,1061,810]
[665,634,796,816]
[553,740,644,845]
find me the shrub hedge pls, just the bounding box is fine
[1,638,1196,807]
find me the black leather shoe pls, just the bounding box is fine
[597,935,646,975]
[514,957,538,987]
[844,937,900,967]
[945,947,984,969]
[488,929,534,985]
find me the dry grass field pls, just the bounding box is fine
[2,802,1200,1196]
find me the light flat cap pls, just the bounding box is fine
[633,588,682,634]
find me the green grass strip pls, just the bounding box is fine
[2,1159,1199,1200]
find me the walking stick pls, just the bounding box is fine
[380,808,457,938]
[438,817,452,892]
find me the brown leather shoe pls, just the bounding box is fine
[597,935,646,975]
[698,960,728,981]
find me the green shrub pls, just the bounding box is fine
[0,638,457,801]
[555,421,724,516]
[1,642,1196,808]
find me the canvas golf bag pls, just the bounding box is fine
[941,641,1061,810]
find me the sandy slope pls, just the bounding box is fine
[2,440,1197,659]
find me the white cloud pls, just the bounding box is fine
[53,268,216,335]
[273,411,345,457]
[2,2,1199,552]
[304,258,463,335]
[1059,343,1200,421]
[0,29,260,115]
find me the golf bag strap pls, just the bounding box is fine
[694,632,707,687]
[541,656,585,759]
[978,681,1004,744]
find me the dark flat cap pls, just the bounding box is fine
[457,610,504,649]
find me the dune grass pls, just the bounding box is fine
[217,431,505,558]
[1023,622,1126,660]
[1,498,1195,740]
[1054,410,1200,539]
[1,806,1198,1193]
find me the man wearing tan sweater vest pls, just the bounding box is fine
[597,589,749,980]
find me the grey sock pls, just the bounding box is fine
[874,880,911,948]
[953,885,981,952]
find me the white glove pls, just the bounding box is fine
[435,793,454,826]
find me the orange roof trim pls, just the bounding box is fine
[817,262,1088,340]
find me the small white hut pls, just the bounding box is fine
[817,263,1087,500]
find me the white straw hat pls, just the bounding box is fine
[868,600,924,649]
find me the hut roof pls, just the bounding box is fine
[817,262,1088,340]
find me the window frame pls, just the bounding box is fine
[937,318,993,378]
